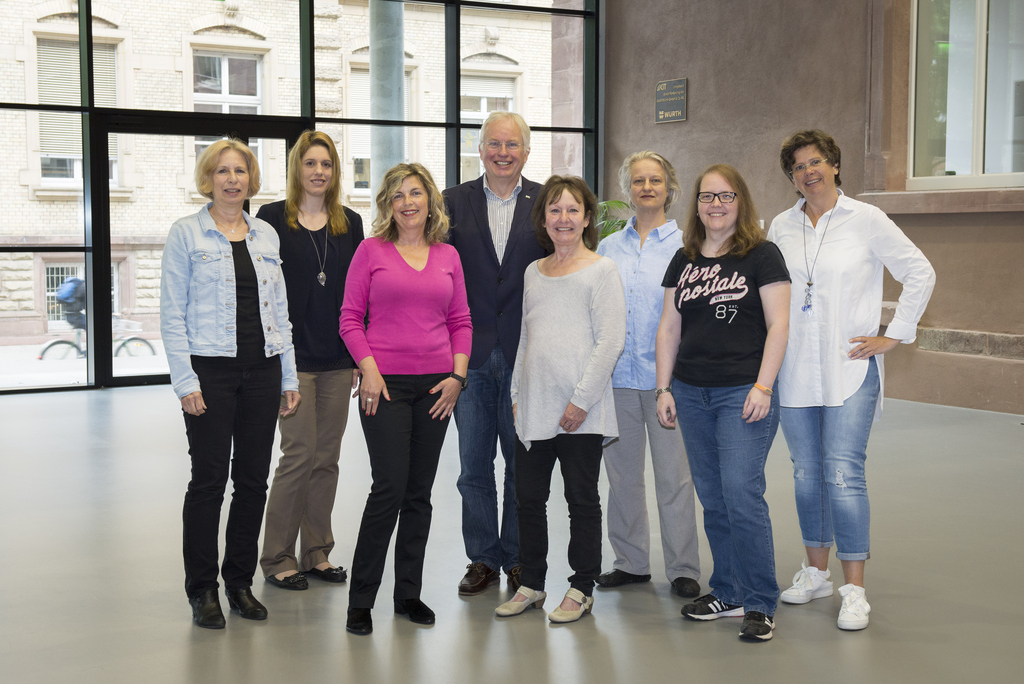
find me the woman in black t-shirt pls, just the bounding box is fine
[654,164,791,642]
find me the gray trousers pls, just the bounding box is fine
[260,369,353,576]
[603,387,700,581]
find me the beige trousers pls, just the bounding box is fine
[260,368,353,576]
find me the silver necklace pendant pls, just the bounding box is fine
[317,271,326,287]
[802,282,813,312]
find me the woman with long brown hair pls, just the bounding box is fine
[257,131,364,592]
[655,164,790,641]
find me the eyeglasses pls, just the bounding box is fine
[791,158,829,175]
[485,140,522,152]
[696,191,737,204]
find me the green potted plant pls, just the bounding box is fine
[596,199,632,240]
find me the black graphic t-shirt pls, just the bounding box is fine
[661,241,790,387]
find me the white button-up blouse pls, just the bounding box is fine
[767,191,936,418]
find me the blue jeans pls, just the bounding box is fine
[454,345,518,572]
[672,378,780,616]
[780,357,879,562]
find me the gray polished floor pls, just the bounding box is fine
[1,386,1020,684]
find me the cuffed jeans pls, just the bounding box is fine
[604,387,700,582]
[780,356,879,561]
[182,354,282,598]
[454,345,518,572]
[261,368,352,577]
[349,373,451,609]
[515,433,603,596]
[672,378,780,617]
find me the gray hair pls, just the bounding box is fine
[617,150,681,212]
[479,111,531,152]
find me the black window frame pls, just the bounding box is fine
[0,0,600,394]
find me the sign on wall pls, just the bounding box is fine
[656,78,686,124]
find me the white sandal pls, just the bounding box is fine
[495,586,547,617]
[548,588,594,623]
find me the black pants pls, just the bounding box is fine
[349,373,451,609]
[515,433,603,596]
[182,354,281,598]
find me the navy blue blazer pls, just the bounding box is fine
[255,200,364,368]
[445,175,547,370]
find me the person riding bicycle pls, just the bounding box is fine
[55,277,86,330]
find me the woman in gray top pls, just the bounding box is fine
[496,176,626,624]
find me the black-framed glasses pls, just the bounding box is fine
[696,191,737,204]
[791,158,828,175]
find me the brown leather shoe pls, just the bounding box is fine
[506,565,522,592]
[458,562,499,596]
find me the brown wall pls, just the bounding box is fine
[602,0,870,221]
[603,0,1024,414]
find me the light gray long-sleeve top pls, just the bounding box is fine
[510,257,626,450]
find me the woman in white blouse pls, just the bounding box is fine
[767,130,935,631]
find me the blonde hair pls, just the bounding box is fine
[285,131,349,235]
[195,139,261,200]
[372,163,450,245]
[683,164,764,261]
[617,150,682,212]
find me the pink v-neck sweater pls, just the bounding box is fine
[340,237,473,375]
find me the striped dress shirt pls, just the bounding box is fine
[482,175,523,263]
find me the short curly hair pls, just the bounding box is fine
[779,129,842,192]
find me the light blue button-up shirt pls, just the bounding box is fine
[596,217,682,390]
[160,204,298,399]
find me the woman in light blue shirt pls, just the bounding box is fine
[594,151,701,599]
[160,139,299,629]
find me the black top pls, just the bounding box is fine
[661,241,790,387]
[255,201,365,373]
[230,239,266,362]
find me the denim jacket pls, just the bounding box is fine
[160,204,298,399]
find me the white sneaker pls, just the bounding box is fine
[837,584,870,630]
[780,560,834,605]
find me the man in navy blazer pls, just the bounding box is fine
[445,112,546,596]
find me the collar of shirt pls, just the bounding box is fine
[625,215,680,243]
[201,203,258,237]
[792,188,850,220]
[482,174,522,202]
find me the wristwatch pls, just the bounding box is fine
[654,387,672,397]
[450,373,468,391]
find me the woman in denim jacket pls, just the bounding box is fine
[160,139,300,629]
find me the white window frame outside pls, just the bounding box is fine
[459,73,517,183]
[183,34,280,202]
[23,20,131,201]
[345,58,418,201]
[908,0,1024,190]
[43,261,120,332]
[192,51,263,162]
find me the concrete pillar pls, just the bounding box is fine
[369,0,405,200]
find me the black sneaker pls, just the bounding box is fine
[681,593,744,621]
[739,611,775,641]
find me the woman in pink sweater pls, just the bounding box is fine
[339,163,472,635]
